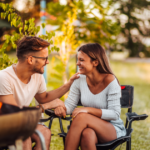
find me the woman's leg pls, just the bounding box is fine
[80,128,98,150]
[65,113,117,150]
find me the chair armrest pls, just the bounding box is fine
[126,112,148,122]
[126,112,148,136]
[40,109,72,122]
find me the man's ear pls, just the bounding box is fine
[93,59,99,67]
[27,56,33,65]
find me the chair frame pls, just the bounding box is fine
[40,85,148,150]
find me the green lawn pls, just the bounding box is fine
[7,53,150,150]
[46,59,150,150]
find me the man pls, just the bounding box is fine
[0,36,79,150]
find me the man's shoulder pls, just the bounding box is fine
[0,66,13,80]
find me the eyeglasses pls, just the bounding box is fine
[32,56,49,63]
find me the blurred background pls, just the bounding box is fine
[0,0,150,150]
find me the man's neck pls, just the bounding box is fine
[13,63,33,84]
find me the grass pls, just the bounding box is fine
[111,61,150,150]
[7,53,150,149]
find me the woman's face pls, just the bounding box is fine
[77,51,96,74]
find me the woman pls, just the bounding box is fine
[54,43,126,150]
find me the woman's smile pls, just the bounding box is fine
[79,67,83,70]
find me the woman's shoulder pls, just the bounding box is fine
[104,74,120,90]
[103,74,115,86]
[72,74,86,87]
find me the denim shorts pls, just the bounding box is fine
[110,118,126,138]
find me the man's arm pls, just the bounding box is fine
[35,73,79,104]
[0,95,18,106]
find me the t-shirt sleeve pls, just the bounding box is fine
[65,79,80,115]
[0,73,13,95]
[101,80,121,121]
[37,75,47,94]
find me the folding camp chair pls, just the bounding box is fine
[40,85,148,150]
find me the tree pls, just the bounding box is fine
[46,0,120,99]
[113,0,150,57]
[0,2,58,70]
[0,0,56,53]
[47,0,120,49]
[48,8,79,99]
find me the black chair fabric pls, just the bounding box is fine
[120,85,134,108]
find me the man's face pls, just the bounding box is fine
[32,47,49,74]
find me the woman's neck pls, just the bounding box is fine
[86,70,106,86]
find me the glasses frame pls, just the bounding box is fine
[31,56,49,63]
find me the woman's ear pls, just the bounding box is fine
[93,59,99,67]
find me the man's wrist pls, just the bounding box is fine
[42,103,48,110]
[39,104,45,113]
[67,79,73,87]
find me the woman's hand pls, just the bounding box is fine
[68,72,80,84]
[72,107,89,118]
[54,106,66,117]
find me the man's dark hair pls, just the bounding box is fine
[16,36,50,61]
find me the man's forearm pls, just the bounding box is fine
[43,81,72,103]
[41,99,66,110]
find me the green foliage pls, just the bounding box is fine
[0,3,59,70]
[46,0,120,98]
[113,0,150,57]
[47,7,79,98]
[47,0,120,48]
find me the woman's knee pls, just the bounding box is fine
[81,128,98,143]
[73,113,87,123]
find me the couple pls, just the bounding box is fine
[0,36,126,150]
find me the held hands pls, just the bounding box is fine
[72,107,88,119]
[55,99,66,109]
[54,106,66,118]
[42,98,66,110]
[54,107,89,119]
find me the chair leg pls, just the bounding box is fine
[63,137,65,147]
[34,130,46,150]
[126,138,131,150]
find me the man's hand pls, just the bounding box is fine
[68,72,80,85]
[54,106,66,117]
[42,98,66,110]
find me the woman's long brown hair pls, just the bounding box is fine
[78,43,120,84]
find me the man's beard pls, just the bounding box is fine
[33,65,44,74]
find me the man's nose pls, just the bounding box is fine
[46,59,49,64]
